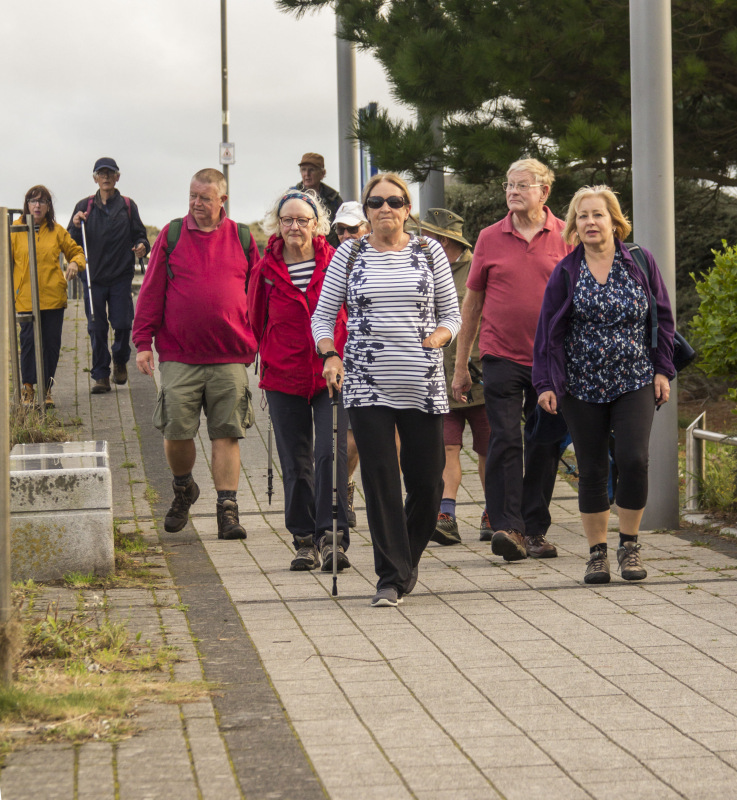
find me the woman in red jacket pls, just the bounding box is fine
[248,190,350,572]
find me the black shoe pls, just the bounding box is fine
[584,548,611,584]
[164,478,200,532]
[217,499,247,540]
[291,535,320,571]
[347,480,357,528]
[617,542,647,581]
[431,513,462,545]
[320,538,351,571]
[479,510,492,541]
[112,361,128,385]
[91,377,111,394]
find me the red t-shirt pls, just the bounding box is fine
[466,208,572,366]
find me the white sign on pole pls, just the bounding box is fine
[219,143,235,165]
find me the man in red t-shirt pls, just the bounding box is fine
[452,159,573,562]
[133,168,260,541]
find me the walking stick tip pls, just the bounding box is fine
[332,577,338,597]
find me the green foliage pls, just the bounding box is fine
[690,241,737,377]
[279,0,737,187]
[10,405,68,449]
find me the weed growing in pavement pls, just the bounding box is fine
[63,573,98,589]
[120,461,136,469]
[690,540,711,548]
[144,484,159,505]
[9,405,68,448]
[0,592,209,751]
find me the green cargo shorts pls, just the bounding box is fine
[153,362,255,440]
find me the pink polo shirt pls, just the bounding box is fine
[466,207,571,366]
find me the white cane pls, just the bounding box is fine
[80,219,95,323]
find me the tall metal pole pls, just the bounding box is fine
[336,14,359,201]
[419,115,444,215]
[630,0,679,530]
[1,208,13,685]
[220,0,230,215]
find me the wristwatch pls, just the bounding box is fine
[319,350,341,362]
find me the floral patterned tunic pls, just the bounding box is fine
[565,251,653,402]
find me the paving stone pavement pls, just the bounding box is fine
[2,296,737,800]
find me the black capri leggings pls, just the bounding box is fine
[560,384,656,514]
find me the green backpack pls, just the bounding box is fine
[164,218,252,280]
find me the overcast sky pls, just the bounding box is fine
[2,0,414,231]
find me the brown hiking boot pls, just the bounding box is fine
[584,547,611,584]
[21,383,35,407]
[217,499,247,540]
[112,361,128,385]
[525,533,558,558]
[491,529,528,561]
[164,478,200,532]
[91,377,111,394]
[617,541,647,581]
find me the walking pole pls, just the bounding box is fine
[267,412,274,505]
[80,220,95,323]
[330,390,342,597]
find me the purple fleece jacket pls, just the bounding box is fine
[532,240,676,399]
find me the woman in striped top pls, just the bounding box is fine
[248,190,350,574]
[312,173,462,607]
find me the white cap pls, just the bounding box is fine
[333,201,367,227]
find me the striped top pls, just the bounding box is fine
[312,235,461,413]
[287,258,316,293]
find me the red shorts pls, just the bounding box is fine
[442,405,490,454]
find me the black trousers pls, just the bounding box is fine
[482,356,560,536]
[20,307,65,387]
[349,405,444,593]
[560,385,655,514]
[80,274,134,380]
[266,389,350,549]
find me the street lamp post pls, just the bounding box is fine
[220,0,230,214]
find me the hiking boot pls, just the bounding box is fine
[44,390,55,409]
[371,587,399,607]
[479,509,492,541]
[584,548,611,584]
[320,537,351,571]
[617,541,647,581]
[91,377,111,394]
[112,361,128,385]
[347,480,357,528]
[431,513,461,545]
[164,478,200,532]
[290,535,320,571]
[217,499,247,540]
[491,529,528,561]
[525,533,558,559]
[21,383,35,408]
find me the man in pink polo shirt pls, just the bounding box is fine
[452,159,573,562]
[133,168,260,541]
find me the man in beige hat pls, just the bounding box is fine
[295,152,343,247]
[421,209,490,545]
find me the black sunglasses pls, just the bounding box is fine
[366,195,406,210]
[336,224,360,235]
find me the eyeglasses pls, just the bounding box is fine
[28,199,48,206]
[366,195,406,210]
[94,169,116,178]
[502,181,542,192]
[280,216,314,228]
[335,224,361,236]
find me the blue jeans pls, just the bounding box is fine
[80,275,134,380]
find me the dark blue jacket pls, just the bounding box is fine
[532,240,676,399]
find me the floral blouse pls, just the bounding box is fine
[565,251,653,402]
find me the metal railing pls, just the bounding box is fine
[685,412,737,511]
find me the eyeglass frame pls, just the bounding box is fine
[279,216,315,228]
[502,181,543,192]
[27,198,49,206]
[365,195,407,210]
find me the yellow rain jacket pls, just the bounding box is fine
[11,221,85,312]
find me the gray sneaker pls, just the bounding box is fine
[431,513,461,545]
[291,535,320,571]
[617,541,647,581]
[584,547,611,584]
[371,587,399,607]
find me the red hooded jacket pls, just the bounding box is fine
[248,234,347,398]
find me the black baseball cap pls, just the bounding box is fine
[93,157,119,173]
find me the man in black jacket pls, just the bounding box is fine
[69,157,149,394]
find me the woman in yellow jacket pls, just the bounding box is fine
[12,185,85,407]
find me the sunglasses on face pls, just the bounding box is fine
[336,224,360,235]
[366,195,406,210]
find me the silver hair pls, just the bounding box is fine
[262,189,331,238]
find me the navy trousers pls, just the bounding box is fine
[80,274,134,380]
[20,307,65,387]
